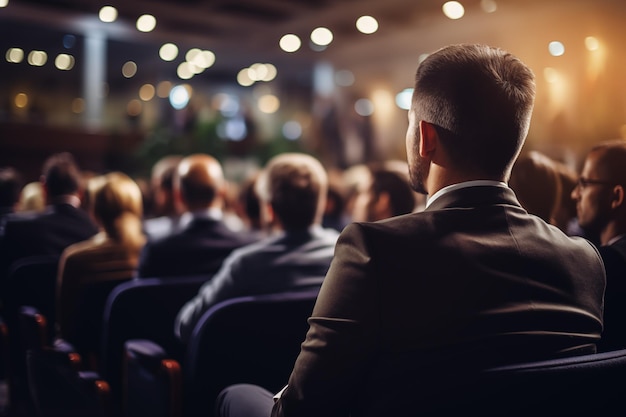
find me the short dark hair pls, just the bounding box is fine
[369,165,415,217]
[590,140,626,186]
[0,167,23,208]
[413,44,536,178]
[42,152,82,197]
[256,153,327,230]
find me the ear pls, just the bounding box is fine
[611,185,625,210]
[418,120,438,158]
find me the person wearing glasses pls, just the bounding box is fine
[572,139,626,351]
[215,44,605,417]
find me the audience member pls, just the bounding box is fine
[175,152,339,344]
[233,173,265,237]
[137,153,256,278]
[0,166,22,223]
[322,173,348,232]
[350,161,417,222]
[571,139,626,351]
[55,172,145,364]
[216,44,605,417]
[509,150,561,224]
[0,152,99,288]
[553,160,583,236]
[143,155,183,240]
[17,181,46,213]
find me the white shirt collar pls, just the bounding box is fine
[425,180,508,209]
[51,194,81,208]
[179,207,223,226]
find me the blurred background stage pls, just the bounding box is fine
[1,0,625,181]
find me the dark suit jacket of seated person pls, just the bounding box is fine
[0,152,98,289]
[175,153,339,344]
[571,140,626,352]
[266,45,605,417]
[137,153,258,279]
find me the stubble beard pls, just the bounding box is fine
[408,137,429,195]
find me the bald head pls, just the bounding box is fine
[176,154,225,211]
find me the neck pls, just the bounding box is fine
[600,222,626,246]
[426,164,504,196]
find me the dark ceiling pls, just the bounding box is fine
[0,0,435,89]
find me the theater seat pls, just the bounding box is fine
[5,255,59,337]
[26,347,110,417]
[425,348,626,416]
[184,290,319,416]
[100,275,208,414]
[123,339,182,417]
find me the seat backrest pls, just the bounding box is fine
[27,347,110,417]
[100,276,208,412]
[123,339,182,417]
[5,255,59,337]
[426,348,626,417]
[184,290,319,416]
[18,305,48,354]
[0,318,8,381]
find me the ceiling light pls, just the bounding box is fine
[159,43,178,61]
[279,34,301,53]
[122,61,137,78]
[6,48,24,63]
[442,1,465,19]
[549,41,565,56]
[27,50,47,66]
[480,0,497,13]
[99,6,118,22]
[356,16,378,34]
[136,14,157,32]
[54,53,75,70]
[0,0,8,8]
[311,27,333,46]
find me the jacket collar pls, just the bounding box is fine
[424,184,522,212]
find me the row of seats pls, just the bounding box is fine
[6,255,626,416]
[8,289,319,417]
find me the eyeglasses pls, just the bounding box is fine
[576,177,617,189]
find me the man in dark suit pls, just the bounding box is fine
[216,44,605,417]
[0,153,99,288]
[571,140,626,351]
[137,153,256,278]
[174,153,339,343]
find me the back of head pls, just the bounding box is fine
[42,152,82,199]
[509,151,560,223]
[414,44,536,179]
[0,167,23,208]
[92,172,144,248]
[18,182,45,212]
[150,155,183,216]
[176,154,224,211]
[256,153,328,230]
[370,163,416,218]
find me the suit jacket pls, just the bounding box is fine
[597,236,626,352]
[56,232,141,355]
[273,185,605,417]
[137,215,257,278]
[0,203,99,291]
[175,225,339,343]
